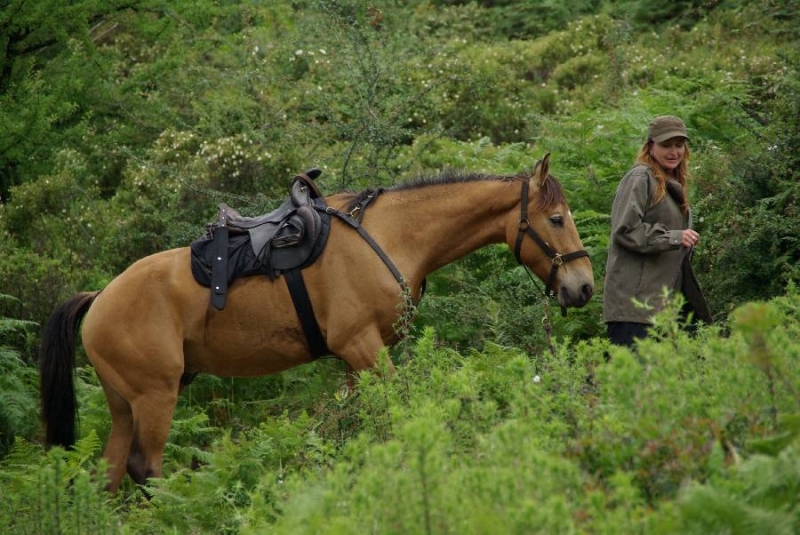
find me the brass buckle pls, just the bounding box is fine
[552,253,564,266]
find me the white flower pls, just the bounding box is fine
[532,375,541,384]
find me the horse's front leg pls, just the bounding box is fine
[330,327,395,390]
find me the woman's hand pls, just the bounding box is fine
[681,229,700,248]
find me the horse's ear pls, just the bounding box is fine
[532,152,551,187]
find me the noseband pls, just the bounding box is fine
[512,177,590,300]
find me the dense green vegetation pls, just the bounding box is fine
[1,0,798,532]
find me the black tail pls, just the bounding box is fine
[39,292,100,448]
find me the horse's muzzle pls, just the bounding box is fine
[559,282,594,308]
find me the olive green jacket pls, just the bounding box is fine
[603,164,712,325]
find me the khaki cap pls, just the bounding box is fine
[648,115,689,143]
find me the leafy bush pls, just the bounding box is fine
[693,46,800,316]
[0,1,799,532]
[0,288,798,532]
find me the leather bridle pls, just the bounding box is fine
[512,177,590,301]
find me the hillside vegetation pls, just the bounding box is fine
[1,0,799,533]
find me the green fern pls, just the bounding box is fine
[64,431,103,478]
[0,343,39,458]
[0,435,112,534]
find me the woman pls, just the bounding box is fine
[603,115,712,347]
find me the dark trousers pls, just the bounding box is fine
[607,322,650,348]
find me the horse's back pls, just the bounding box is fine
[81,246,316,381]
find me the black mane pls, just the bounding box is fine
[385,170,521,192]
[341,169,566,213]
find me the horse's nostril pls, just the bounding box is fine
[560,282,594,306]
[581,283,594,301]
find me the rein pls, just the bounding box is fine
[512,177,590,318]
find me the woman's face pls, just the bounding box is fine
[650,137,687,171]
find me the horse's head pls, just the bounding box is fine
[507,153,594,309]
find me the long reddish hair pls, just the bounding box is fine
[635,140,691,214]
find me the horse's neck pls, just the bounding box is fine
[370,179,521,278]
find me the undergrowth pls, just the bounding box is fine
[2,287,798,534]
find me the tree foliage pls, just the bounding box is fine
[0,0,799,531]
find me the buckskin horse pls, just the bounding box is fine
[39,153,593,493]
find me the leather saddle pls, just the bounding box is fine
[217,168,325,265]
[190,169,331,310]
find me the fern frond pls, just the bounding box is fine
[65,430,103,478]
[1,437,44,470]
[0,317,37,337]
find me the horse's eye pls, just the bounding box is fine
[549,215,564,227]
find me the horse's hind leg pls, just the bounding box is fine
[100,379,134,494]
[126,386,179,487]
[100,384,178,492]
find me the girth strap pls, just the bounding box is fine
[284,268,329,358]
[284,203,413,360]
